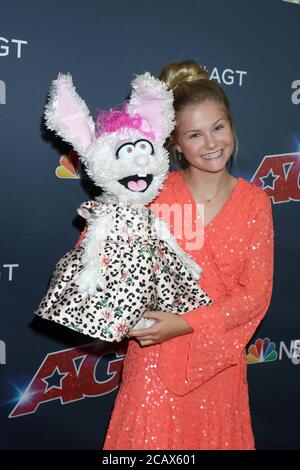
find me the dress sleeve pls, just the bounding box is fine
[158,192,274,395]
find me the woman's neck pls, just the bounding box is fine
[183,167,232,196]
[182,166,238,226]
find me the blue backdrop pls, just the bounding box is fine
[0,0,299,450]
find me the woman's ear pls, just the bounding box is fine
[171,135,182,154]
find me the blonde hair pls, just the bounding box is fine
[159,60,238,169]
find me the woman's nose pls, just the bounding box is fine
[204,133,217,149]
[135,154,149,167]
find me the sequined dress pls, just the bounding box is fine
[101,171,274,450]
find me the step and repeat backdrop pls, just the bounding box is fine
[0,0,299,450]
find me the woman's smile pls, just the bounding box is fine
[201,149,223,160]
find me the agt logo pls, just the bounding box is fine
[206,65,247,87]
[251,153,300,204]
[0,340,6,365]
[0,36,28,58]
[0,36,28,105]
[56,149,84,179]
[291,80,300,104]
[0,264,19,281]
[0,79,5,105]
[9,342,125,418]
[247,337,300,365]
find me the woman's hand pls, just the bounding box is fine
[127,310,193,347]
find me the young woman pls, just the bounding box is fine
[100,60,274,450]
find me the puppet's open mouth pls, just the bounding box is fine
[118,174,153,192]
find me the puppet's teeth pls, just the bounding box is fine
[137,173,147,177]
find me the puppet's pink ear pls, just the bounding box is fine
[44,74,95,155]
[127,72,175,143]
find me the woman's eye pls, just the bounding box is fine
[135,139,154,155]
[190,133,200,138]
[116,143,135,159]
[215,125,224,131]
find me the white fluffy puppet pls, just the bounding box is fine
[35,72,212,341]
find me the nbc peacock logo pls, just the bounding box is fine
[247,338,278,364]
[282,1,300,5]
[55,149,83,179]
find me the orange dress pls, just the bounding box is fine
[100,171,274,450]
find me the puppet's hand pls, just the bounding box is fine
[76,267,106,295]
[132,317,156,331]
[128,310,193,346]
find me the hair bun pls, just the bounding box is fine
[160,60,208,91]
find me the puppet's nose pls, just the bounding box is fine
[135,154,149,167]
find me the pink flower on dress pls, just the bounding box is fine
[116,322,128,333]
[153,263,160,273]
[120,272,129,282]
[157,248,164,258]
[100,255,111,267]
[102,310,112,320]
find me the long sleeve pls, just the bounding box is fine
[158,190,274,395]
[186,193,274,333]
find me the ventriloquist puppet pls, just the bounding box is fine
[35,72,212,341]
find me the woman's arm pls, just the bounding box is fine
[158,192,274,394]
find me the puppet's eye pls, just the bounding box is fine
[116,143,135,159]
[135,139,154,155]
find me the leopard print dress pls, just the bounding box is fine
[35,201,212,342]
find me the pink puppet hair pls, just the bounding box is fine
[95,104,155,140]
